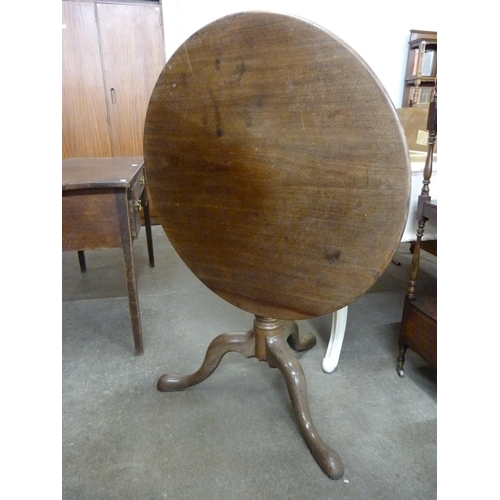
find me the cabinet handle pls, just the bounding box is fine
[110,88,116,104]
[133,199,142,211]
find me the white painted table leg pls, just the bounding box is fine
[322,306,348,373]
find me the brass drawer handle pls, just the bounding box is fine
[133,199,142,211]
[140,176,146,186]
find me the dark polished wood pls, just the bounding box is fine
[157,317,344,479]
[62,157,155,355]
[284,320,317,352]
[145,12,411,479]
[397,90,437,377]
[144,13,410,320]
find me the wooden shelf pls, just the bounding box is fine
[402,29,437,107]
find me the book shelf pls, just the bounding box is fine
[402,30,437,107]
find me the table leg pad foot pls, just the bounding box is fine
[284,321,317,352]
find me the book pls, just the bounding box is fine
[411,48,419,76]
[419,87,433,104]
[409,86,434,106]
[409,87,420,105]
[421,49,436,77]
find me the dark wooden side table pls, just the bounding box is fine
[62,156,155,355]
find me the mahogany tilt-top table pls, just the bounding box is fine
[144,12,410,479]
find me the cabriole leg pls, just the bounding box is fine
[266,333,345,480]
[284,320,317,352]
[322,306,348,373]
[157,330,255,391]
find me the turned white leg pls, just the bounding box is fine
[322,306,348,373]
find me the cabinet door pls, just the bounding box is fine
[62,1,113,158]
[97,2,166,156]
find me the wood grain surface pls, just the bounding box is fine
[144,12,411,319]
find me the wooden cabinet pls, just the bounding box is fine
[402,30,437,108]
[62,0,166,158]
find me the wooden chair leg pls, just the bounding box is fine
[322,306,348,373]
[77,250,86,272]
[142,190,155,268]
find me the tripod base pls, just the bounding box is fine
[158,316,344,480]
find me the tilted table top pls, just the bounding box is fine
[144,12,411,320]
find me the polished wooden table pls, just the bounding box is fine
[62,156,154,355]
[144,12,410,479]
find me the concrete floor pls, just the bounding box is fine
[62,224,437,499]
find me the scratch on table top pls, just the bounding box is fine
[183,44,195,76]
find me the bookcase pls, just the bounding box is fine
[402,30,437,107]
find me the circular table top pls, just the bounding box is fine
[144,12,410,320]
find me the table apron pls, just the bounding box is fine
[62,188,127,251]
